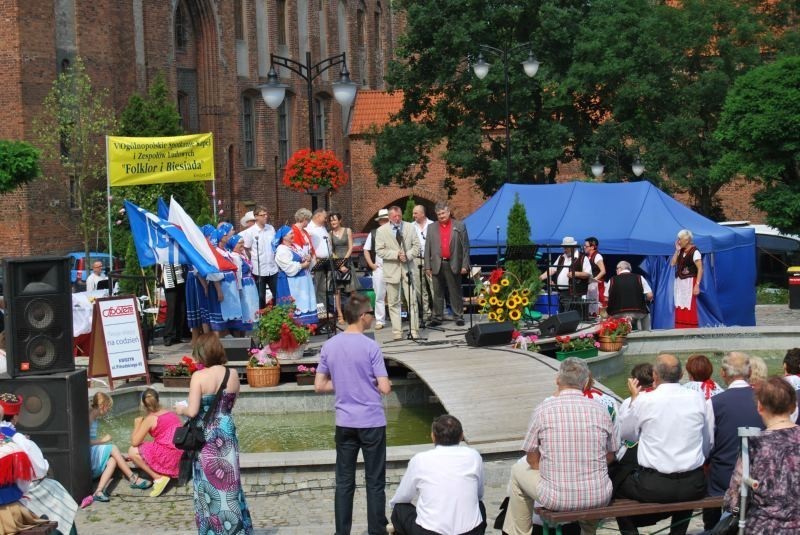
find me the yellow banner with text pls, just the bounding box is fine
[107,133,214,186]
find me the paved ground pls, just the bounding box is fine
[73,305,799,534]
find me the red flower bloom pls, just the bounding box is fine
[282,149,349,193]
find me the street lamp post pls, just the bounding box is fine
[471,43,539,183]
[591,152,646,180]
[259,51,358,210]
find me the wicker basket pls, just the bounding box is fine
[246,365,281,387]
[598,335,625,352]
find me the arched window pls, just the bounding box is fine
[314,96,328,149]
[337,1,348,59]
[356,1,367,87]
[276,0,287,47]
[241,94,256,168]
[175,3,188,50]
[177,91,191,132]
[374,2,383,88]
[277,96,292,169]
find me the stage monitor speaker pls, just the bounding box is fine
[465,321,515,347]
[4,256,74,377]
[0,370,91,501]
[539,310,581,336]
[220,337,252,362]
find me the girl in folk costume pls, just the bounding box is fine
[273,225,319,325]
[186,223,216,342]
[206,224,242,334]
[682,354,724,400]
[670,229,703,328]
[0,393,79,533]
[0,395,51,533]
[226,234,260,332]
[583,237,607,317]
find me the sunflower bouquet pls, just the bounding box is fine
[475,268,533,324]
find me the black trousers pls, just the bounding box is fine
[432,261,464,321]
[335,426,387,535]
[391,501,486,535]
[255,273,277,309]
[615,466,706,535]
[163,283,186,341]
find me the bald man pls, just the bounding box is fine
[615,354,713,535]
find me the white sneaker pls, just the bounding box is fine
[375,322,384,330]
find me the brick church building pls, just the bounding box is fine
[0,1,763,259]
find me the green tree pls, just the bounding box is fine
[566,0,768,218]
[34,57,117,262]
[112,74,212,285]
[504,193,540,294]
[0,140,41,192]
[371,0,586,197]
[713,56,800,234]
[403,196,415,222]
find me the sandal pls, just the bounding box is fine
[130,475,153,490]
[93,491,110,502]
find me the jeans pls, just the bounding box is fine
[335,426,387,535]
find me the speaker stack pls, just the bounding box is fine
[2,256,90,500]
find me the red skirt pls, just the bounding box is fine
[674,292,698,328]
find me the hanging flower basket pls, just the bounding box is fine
[282,149,349,193]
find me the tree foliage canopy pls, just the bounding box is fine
[374,0,798,220]
[714,55,800,234]
[34,57,116,258]
[0,140,41,192]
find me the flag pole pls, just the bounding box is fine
[106,136,113,262]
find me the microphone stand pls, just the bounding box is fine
[322,235,340,338]
[395,228,420,341]
[254,235,264,308]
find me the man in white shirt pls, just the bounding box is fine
[540,236,591,316]
[412,205,434,323]
[84,261,107,292]
[616,353,713,535]
[390,414,485,535]
[364,211,390,329]
[239,206,278,308]
[307,208,331,310]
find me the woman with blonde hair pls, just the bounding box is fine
[89,392,151,501]
[128,388,183,498]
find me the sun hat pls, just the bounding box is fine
[240,211,255,226]
[374,208,390,221]
[561,236,579,247]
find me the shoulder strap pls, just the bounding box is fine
[203,368,230,426]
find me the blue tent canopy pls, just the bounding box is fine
[464,182,756,327]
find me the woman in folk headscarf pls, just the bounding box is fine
[226,234,259,333]
[273,225,318,325]
[206,224,241,335]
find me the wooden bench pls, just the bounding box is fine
[535,496,724,535]
[21,521,59,534]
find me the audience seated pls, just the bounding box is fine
[682,354,724,400]
[610,364,654,490]
[702,352,763,530]
[723,377,800,533]
[390,414,486,535]
[502,357,616,535]
[615,354,712,535]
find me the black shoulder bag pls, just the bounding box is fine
[173,368,230,452]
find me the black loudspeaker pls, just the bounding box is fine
[465,321,515,347]
[4,256,74,377]
[539,310,581,336]
[220,337,252,362]
[0,370,91,500]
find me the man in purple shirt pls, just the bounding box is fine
[315,293,392,535]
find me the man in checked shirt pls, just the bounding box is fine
[503,358,617,535]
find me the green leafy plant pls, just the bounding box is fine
[0,140,41,193]
[256,301,311,350]
[555,333,599,352]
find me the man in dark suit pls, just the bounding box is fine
[424,201,470,327]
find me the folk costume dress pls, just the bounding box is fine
[682,379,724,400]
[193,391,253,535]
[674,246,701,328]
[207,227,242,332]
[273,226,319,325]
[187,224,216,330]
[226,235,259,331]
[0,437,46,533]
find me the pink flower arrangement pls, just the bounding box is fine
[248,347,279,368]
[297,364,316,377]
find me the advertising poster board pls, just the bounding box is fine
[88,296,150,389]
